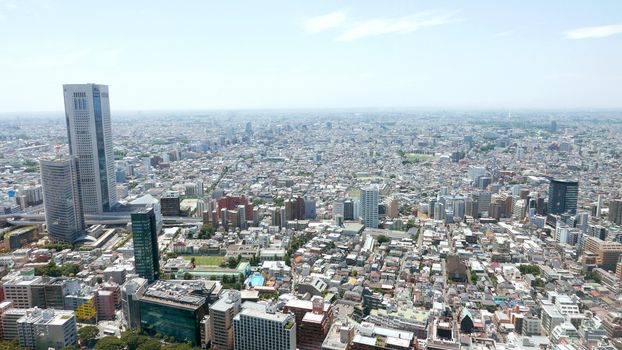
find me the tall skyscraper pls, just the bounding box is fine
[131,208,160,283]
[360,186,379,229]
[40,156,85,244]
[63,83,117,214]
[548,179,579,215]
[610,199,622,226]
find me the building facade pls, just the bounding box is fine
[132,208,160,283]
[233,302,296,350]
[548,179,579,215]
[209,290,241,350]
[63,83,117,214]
[40,157,85,244]
[360,186,379,229]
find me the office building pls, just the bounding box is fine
[30,277,72,310]
[17,308,77,350]
[2,274,44,309]
[161,191,182,216]
[40,156,85,244]
[129,194,163,233]
[548,179,579,215]
[96,282,120,321]
[351,322,415,350]
[209,290,241,350]
[21,185,43,207]
[333,200,345,218]
[584,237,622,271]
[233,302,296,350]
[360,186,379,229]
[132,208,160,283]
[343,199,354,220]
[139,280,221,346]
[304,197,316,220]
[121,277,148,330]
[610,199,622,226]
[2,308,28,341]
[63,83,117,214]
[283,297,333,350]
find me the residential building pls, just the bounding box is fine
[233,302,296,350]
[360,186,379,229]
[209,290,241,350]
[283,297,334,350]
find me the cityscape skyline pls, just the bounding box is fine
[2,2,622,350]
[1,1,622,112]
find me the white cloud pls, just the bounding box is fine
[303,11,346,34]
[563,24,622,39]
[336,10,461,42]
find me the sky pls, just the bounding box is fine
[1,0,622,112]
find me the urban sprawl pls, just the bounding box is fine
[1,84,622,350]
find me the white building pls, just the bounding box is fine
[63,83,117,214]
[40,156,85,244]
[233,302,296,350]
[360,186,379,229]
[17,308,77,350]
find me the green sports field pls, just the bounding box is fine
[183,256,224,266]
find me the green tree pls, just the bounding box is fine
[227,257,238,268]
[470,271,478,283]
[0,340,21,350]
[78,325,100,346]
[249,254,260,266]
[183,272,193,280]
[376,235,390,244]
[518,264,540,276]
[121,330,147,350]
[161,343,196,350]
[274,197,285,206]
[94,336,125,350]
[137,338,162,350]
[60,346,79,350]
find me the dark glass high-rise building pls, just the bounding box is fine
[132,208,160,283]
[548,179,579,215]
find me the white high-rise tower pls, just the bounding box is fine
[40,156,85,243]
[63,84,117,213]
[360,186,379,229]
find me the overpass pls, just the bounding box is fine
[2,212,202,226]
